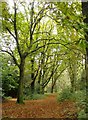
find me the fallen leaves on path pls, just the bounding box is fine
[2,94,77,119]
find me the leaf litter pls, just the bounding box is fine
[2,94,77,119]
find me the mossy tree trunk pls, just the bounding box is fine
[17,58,25,104]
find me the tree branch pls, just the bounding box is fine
[24,40,79,58]
[5,27,16,39]
[13,2,22,58]
[42,63,60,88]
[1,50,20,68]
[52,67,66,88]
[30,1,34,44]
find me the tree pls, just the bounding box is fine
[82,1,88,117]
[1,1,49,103]
[1,1,85,104]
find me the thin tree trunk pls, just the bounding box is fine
[51,86,54,93]
[30,80,35,95]
[37,70,41,94]
[41,70,45,94]
[70,78,75,93]
[17,58,25,104]
[51,77,54,93]
[37,80,41,94]
[85,47,88,118]
[30,58,35,96]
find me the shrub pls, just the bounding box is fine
[78,109,86,119]
[57,88,87,119]
[71,90,87,119]
[57,87,72,102]
[32,93,45,100]
[24,93,45,100]
[71,90,86,104]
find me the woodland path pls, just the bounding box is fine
[2,94,77,119]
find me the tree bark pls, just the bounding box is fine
[30,58,35,96]
[17,58,25,104]
[51,77,54,93]
[82,1,88,117]
[37,69,42,94]
[51,85,54,93]
[31,80,35,94]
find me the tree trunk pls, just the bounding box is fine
[51,77,54,93]
[41,86,44,94]
[17,58,25,104]
[82,1,88,117]
[68,60,76,93]
[41,52,45,94]
[85,45,88,118]
[30,58,35,96]
[30,80,35,95]
[37,79,41,94]
[51,86,54,93]
[70,78,75,93]
[41,69,45,94]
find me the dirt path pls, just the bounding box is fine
[2,94,77,118]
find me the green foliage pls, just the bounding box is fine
[4,96,12,100]
[1,54,19,97]
[71,90,86,119]
[57,87,72,102]
[79,39,86,49]
[0,88,4,98]
[57,84,86,103]
[80,70,86,90]
[71,90,86,108]
[1,1,86,105]
[70,70,87,119]
[32,93,45,100]
[78,109,86,119]
[24,93,45,100]
[57,88,87,119]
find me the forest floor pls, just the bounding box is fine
[2,94,78,119]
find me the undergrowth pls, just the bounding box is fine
[57,88,87,119]
[24,93,45,100]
